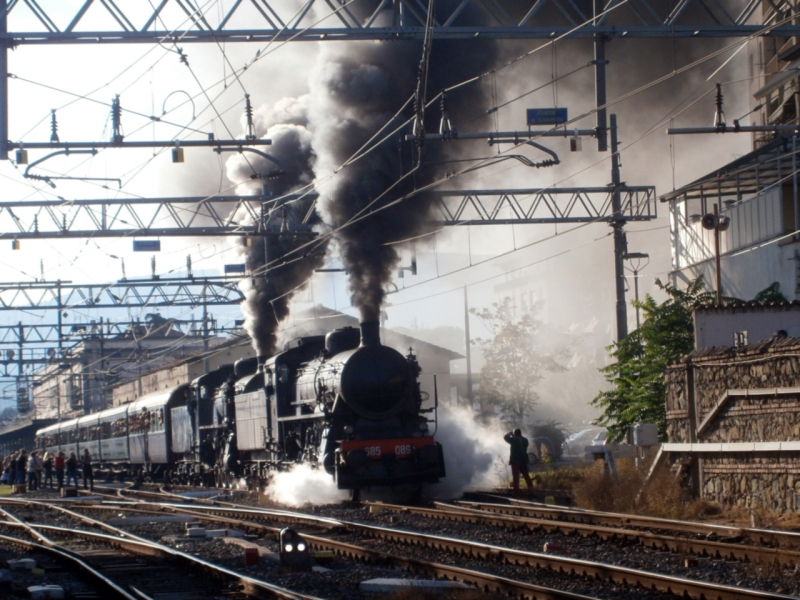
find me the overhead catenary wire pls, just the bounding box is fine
[0,4,780,350]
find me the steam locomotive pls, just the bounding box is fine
[35,321,446,496]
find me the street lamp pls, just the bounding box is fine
[623,252,650,330]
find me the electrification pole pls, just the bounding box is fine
[594,0,608,152]
[610,114,628,342]
[463,286,474,409]
[0,7,7,161]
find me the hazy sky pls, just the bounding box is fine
[0,3,755,404]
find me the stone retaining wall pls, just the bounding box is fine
[665,336,800,511]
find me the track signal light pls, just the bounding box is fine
[172,147,184,163]
[279,528,312,572]
[15,149,28,165]
[11,240,20,250]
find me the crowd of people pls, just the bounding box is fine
[0,448,95,493]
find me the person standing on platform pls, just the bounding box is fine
[54,451,65,491]
[43,452,54,489]
[65,452,79,487]
[82,449,94,492]
[26,450,39,491]
[504,428,534,495]
[16,450,27,486]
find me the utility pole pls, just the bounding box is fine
[463,286,474,409]
[0,7,7,161]
[17,322,23,413]
[202,299,210,374]
[56,281,63,357]
[98,317,105,410]
[594,0,608,152]
[714,203,722,304]
[610,114,628,342]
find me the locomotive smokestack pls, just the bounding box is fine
[359,320,380,347]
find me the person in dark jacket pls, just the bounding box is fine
[15,450,27,486]
[43,452,54,489]
[504,428,534,495]
[82,449,94,491]
[65,452,79,487]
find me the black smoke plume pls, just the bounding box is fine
[310,8,500,321]
[227,96,325,356]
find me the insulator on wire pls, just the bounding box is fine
[111,95,124,144]
[713,83,726,131]
[245,94,256,141]
[50,109,59,143]
[439,91,456,139]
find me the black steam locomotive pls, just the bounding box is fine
[35,321,446,496]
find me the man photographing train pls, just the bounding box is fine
[504,428,534,495]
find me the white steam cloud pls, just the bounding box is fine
[426,404,509,498]
[266,463,348,506]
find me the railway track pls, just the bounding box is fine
[39,488,798,600]
[457,494,800,550]
[2,497,594,600]
[0,532,136,600]
[360,500,800,567]
[0,500,323,600]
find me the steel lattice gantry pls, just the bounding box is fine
[0,194,315,239]
[433,185,655,224]
[0,318,239,346]
[0,0,781,43]
[0,277,244,311]
[0,187,655,238]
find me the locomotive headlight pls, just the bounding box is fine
[343,425,354,434]
[284,544,294,552]
[419,422,429,431]
[297,542,306,552]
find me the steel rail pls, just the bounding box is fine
[7,497,598,600]
[70,500,601,600]
[65,494,796,600]
[365,501,800,567]
[0,532,139,600]
[459,497,800,550]
[0,499,323,600]
[344,521,795,600]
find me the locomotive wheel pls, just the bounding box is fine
[348,488,361,503]
[214,466,237,489]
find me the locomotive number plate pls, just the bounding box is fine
[341,436,435,460]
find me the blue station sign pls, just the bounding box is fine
[132,240,161,252]
[224,263,246,274]
[527,108,568,126]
